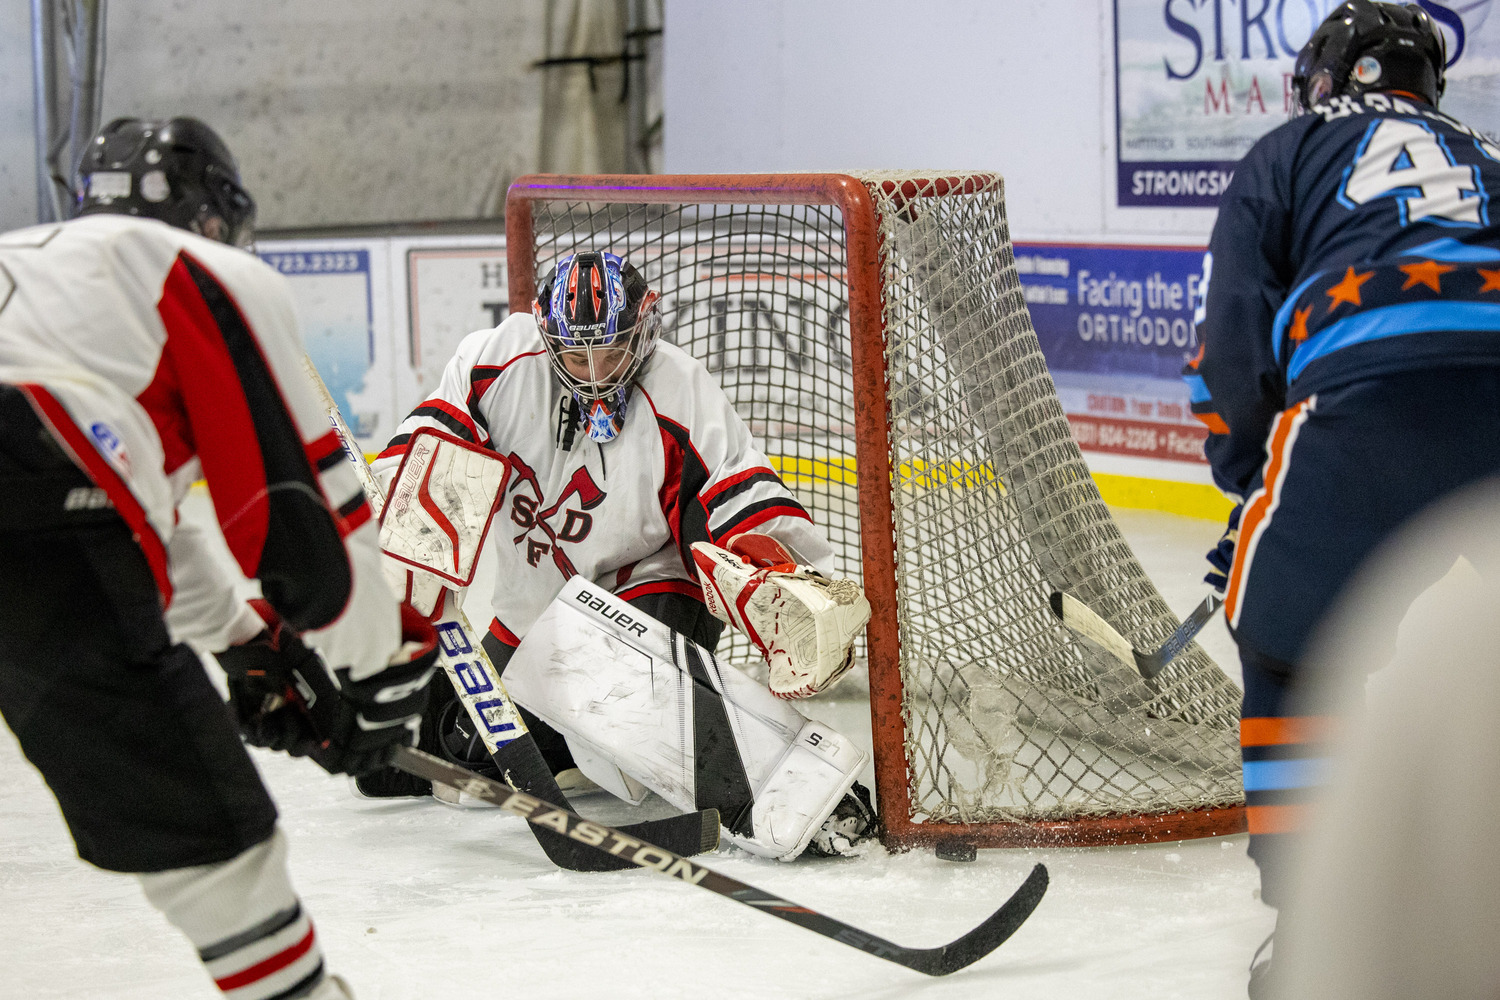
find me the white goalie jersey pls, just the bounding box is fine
[372,313,834,649]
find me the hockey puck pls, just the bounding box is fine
[935,838,977,863]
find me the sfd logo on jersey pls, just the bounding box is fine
[505,458,605,577]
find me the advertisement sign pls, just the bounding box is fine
[263,232,1217,471]
[257,241,395,448]
[397,239,510,407]
[1017,241,1209,465]
[1114,0,1500,209]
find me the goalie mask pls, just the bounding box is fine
[75,117,257,246]
[1292,1,1446,114]
[533,251,661,443]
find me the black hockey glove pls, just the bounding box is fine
[220,599,439,777]
[219,599,327,757]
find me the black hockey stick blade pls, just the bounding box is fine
[488,733,720,870]
[1049,590,1223,680]
[1133,592,1224,679]
[392,746,1048,975]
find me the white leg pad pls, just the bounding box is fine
[565,739,650,805]
[502,577,868,860]
[743,719,866,860]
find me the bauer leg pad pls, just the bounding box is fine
[501,577,869,860]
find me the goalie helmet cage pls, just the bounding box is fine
[505,171,1246,849]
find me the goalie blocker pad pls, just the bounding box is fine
[379,428,510,616]
[502,577,868,861]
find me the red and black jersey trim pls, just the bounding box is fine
[312,443,346,473]
[652,409,713,573]
[710,496,811,544]
[411,400,481,444]
[617,578,704,603]
[17,384,174,602]
[157,251,353,633]
[380,353,541,462]
[701,468,784,517]
[377,433,411,462]
[467,353,543,438]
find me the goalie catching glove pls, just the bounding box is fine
[692,533,871,699]
[217,599,439,776]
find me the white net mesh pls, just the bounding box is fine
[518,172,1243,838]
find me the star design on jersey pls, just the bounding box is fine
[1287,305,1314,343]
[1478,267,1500,294]
[1324,266,1373,311]
[1398,259,1457,293]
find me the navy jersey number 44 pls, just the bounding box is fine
[1185,91,1500,498]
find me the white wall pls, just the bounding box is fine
[663,0,1217,242]
[0,2,39,234]
[2,0,547,231]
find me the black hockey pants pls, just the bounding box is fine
[0,385,277,872]
[1229,367,1500,908]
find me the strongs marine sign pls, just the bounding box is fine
[1114,0,1500,209]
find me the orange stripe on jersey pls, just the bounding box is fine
[1246,803,1307,836]
[1240,716,1333,747]
[1225,397,1314,630]
[1194,412,1230,434]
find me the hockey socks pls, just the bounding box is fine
[138,828,332,1000]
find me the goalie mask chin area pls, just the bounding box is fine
[578,389,628,443]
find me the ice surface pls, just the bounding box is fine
[0,496,1271,999]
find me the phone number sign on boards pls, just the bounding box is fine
[1016,241,1210,465]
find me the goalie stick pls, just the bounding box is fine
[393,745,1049,976]
[302,359,719,870]
[1048,590,1224,680]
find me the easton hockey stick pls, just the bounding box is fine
[393,745,1049,976]
[1048,590,1224,680]
[302,360,719,870]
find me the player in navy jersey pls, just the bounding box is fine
[1184,2,1500,992]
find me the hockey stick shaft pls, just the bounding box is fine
[392,746,1048,976]
[1049,590,1223,680]
[300,360,718,868]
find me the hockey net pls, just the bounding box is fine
[506,172,1245,848]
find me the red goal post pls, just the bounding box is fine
[506,172,1246,850]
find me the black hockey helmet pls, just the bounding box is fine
[75,117,257,245]
[533,251,661,443]
[1293,1,1446,112]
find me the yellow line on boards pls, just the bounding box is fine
[766,455,1231,522]
[1090,473,1235,522]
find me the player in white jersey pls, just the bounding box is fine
[0,118,438,1000]
[362,251,875,858]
